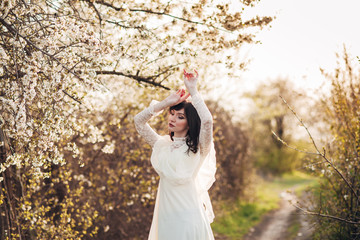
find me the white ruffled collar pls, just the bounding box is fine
[171,136,187,151]
[172,136,186,142]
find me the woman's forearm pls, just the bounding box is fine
[192,94,212,126]
[191,92,213,156]
[152,89,189,113]
[188,87,199,97]
[134,104,161,148]
[152,98,171,114]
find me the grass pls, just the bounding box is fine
[211,171,318,240]
[285,215,301,240]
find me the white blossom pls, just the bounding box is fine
[101,141,115,154]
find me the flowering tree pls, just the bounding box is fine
[245,79,310,175]
[0,0,272,238]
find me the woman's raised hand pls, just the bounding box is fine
[165,88,190,107]
[183,69,199,95]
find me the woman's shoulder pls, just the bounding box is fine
[153,135,171,147]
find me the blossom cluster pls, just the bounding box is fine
[0,1,113,182]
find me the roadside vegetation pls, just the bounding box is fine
[212,171,318,239]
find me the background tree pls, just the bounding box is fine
[244,79,309,175]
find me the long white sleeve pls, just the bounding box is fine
[134,103,161,148]
[191,93,213,157]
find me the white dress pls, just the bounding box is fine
[134,93,216,240]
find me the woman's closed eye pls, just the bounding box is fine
[170,110,186,119]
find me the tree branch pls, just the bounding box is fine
[62,90,82,104]
[87,0,102,24]
[93,0,231,33]
[293,204,360,225]
[95,70,170,90]
[272,131,319,155]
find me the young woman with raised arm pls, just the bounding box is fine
[134,69,216,240]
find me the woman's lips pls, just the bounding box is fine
[169,123,175,128]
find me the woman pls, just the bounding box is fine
[134,69,216,240]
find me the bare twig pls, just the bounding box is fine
[271,131,318,155]
[293,204,360,225]
[62,90,82,104]
[96,70,170,90]
[86,0,102,24]
[279,96,319,152]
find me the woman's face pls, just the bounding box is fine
[168,108,189,137]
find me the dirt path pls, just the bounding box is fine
[243,191,313,240]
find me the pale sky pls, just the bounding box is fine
[239,0,360,94]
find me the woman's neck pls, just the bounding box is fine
[173,134,187,138]
[173,130,188,138]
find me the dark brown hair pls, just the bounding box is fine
[169,101,200,153]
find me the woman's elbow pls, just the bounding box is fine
[134,113,141,124]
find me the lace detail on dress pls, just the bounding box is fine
[134,106,160,148]
[170,137,186,151]
[190,93,213,157]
